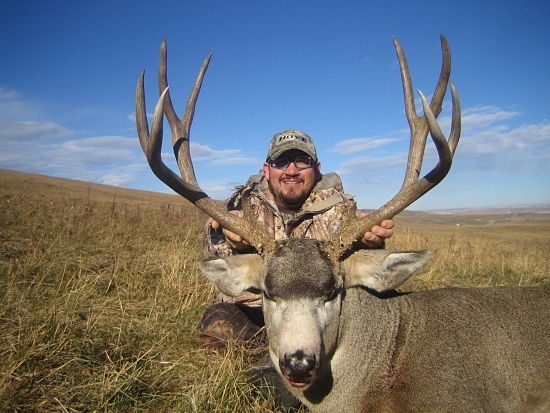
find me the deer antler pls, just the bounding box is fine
[328,35,461,261]
[136,39,273,254]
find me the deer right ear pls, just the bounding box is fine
[200,254,266,297]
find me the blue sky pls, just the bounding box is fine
[1,0,549,210]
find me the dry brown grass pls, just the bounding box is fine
[1,169,549,412]
[389,220,550,290]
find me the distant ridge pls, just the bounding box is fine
[0,168,195,210]
[2,168,549,226]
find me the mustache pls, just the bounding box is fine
[280,176,304,183]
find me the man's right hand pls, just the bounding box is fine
[211,210,251,250]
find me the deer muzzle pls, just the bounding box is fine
[279,350,318,390]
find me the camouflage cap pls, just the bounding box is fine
[266,129,317,161]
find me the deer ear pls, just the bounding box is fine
[342,250,431,292]
[200,254,266,297]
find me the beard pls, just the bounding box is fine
[268,179,311,211]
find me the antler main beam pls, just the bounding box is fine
[136,39,273,254]
[329,35,461,260]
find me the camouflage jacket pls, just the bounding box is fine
[204,171,354,305]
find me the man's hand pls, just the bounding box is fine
[358,212,394,248]
[211,210,251,250]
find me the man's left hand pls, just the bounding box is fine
[359,217,394,248]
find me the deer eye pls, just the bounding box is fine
[263,291,277,303]
[324,288,341,303]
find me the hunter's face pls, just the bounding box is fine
[263,150,321,211]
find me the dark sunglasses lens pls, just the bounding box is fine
[272,157,290,169]
[294,156,312,169]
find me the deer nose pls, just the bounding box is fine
[280,350,317,384]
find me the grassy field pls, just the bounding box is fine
[1,169,549,412]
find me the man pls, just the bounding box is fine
[199,129,393,347]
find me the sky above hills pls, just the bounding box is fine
[1,0,549,210]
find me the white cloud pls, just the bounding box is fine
[457,110,550,171]
[0,88,38,120]
[338,153,407,176]
[190,142,257,165]
[0,129,143,182]
[330,136,402,154]
[461,105,520,132]
[0,119,73,141]
[201,181,238,199]
[190,142,240,160]
[54,136,138,165]
[98,163,147,187]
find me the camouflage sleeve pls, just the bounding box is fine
[203,173,265,257]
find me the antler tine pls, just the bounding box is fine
[137,79,174,188]
[327,36,461,261]
[137,71,205,202]
[447,81,461,157]
[136,40,273,254]
[417,83,461,184]
[158,38,211,184]
[396,34,451,186]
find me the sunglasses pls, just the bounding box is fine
[269,155,315,171]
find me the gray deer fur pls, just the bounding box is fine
[202,238,550,412]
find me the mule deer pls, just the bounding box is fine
[136,36,550,412]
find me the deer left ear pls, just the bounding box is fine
[342,249,432,292]
[200,254,266,297]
